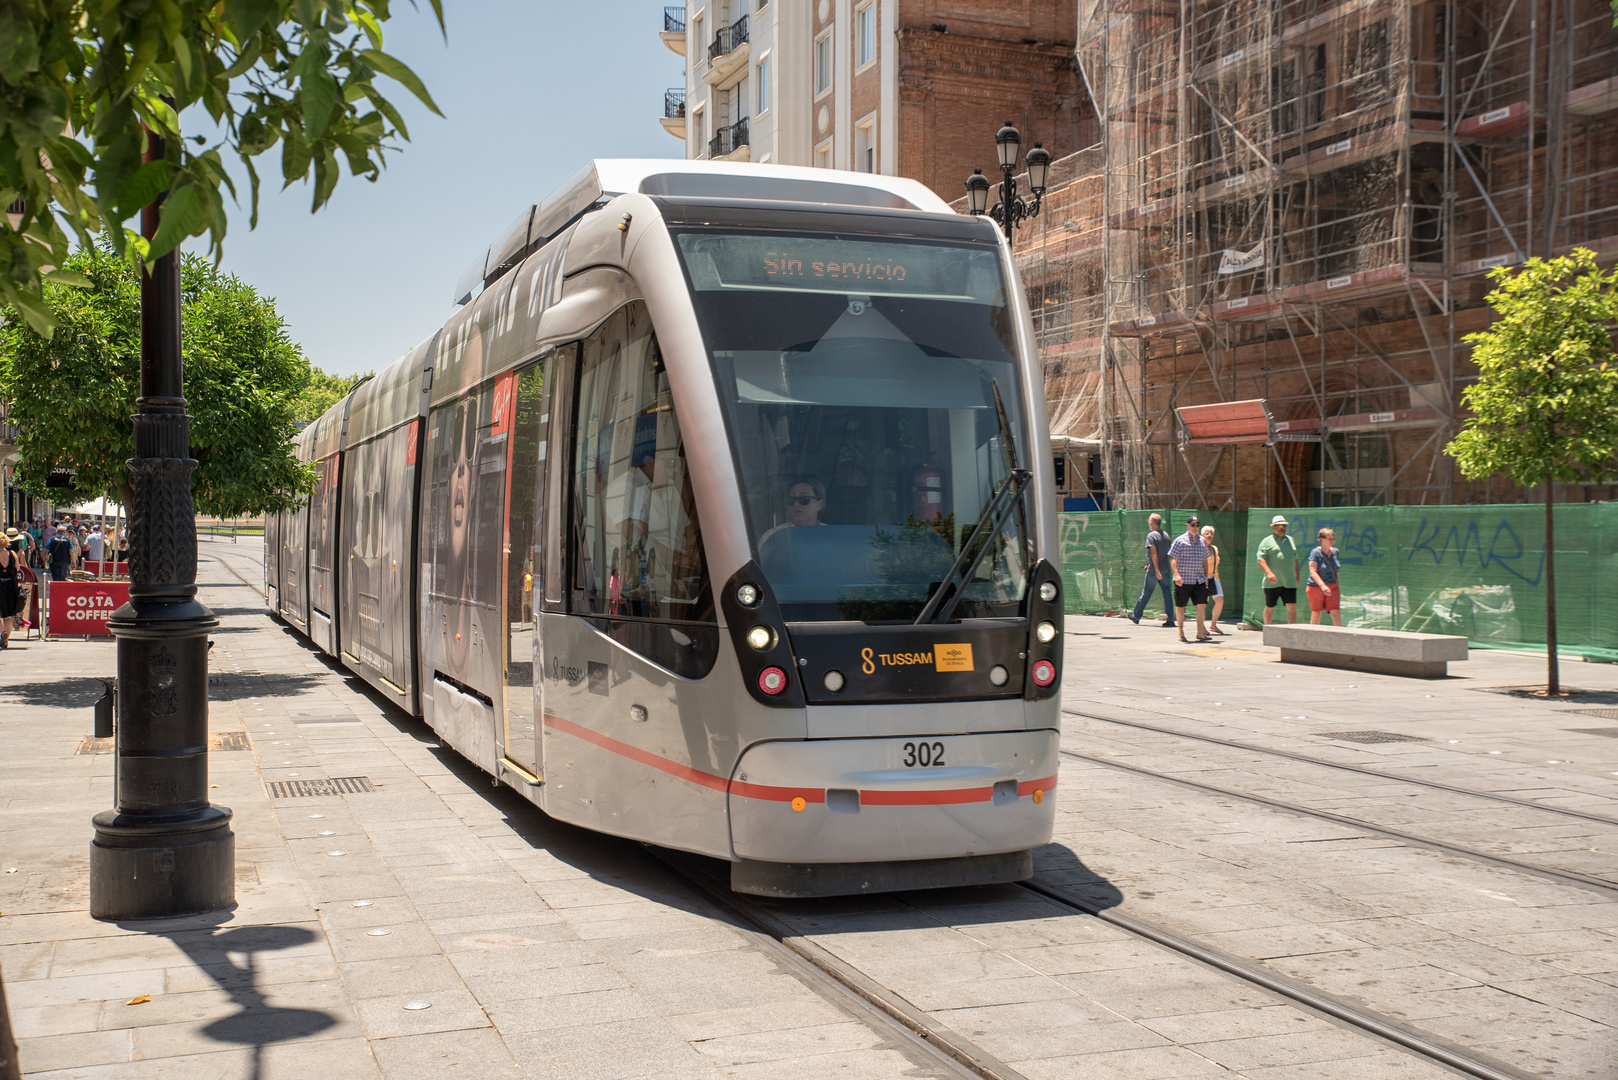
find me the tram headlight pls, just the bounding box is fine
[1036,620,1058,644]
[736,583,761,608]
[746,625,774,651]
[823,670,845,692]
[1039,580,1059,603]
[759,666,789,695]
[1031,659,1057,687]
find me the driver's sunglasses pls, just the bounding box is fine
[787,495,819,506]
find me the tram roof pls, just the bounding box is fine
[453,159,957,307]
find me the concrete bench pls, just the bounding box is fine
[1262,623,1468,678]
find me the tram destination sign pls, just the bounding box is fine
[676,233,1002,303]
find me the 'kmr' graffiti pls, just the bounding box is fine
[1405,518,1544,586]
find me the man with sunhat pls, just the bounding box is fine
[1256,514,1301,625]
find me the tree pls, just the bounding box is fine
[295,365,370,424]
[1446,249,1618,696]
[0,243,315,516]
[0,0,442,336]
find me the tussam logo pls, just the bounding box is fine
[860,644,974,674]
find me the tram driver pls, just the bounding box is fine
[759,477,827,546]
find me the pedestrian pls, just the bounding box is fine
[85,525,104,568]
[1169,514,1211,642]
[1307,527,1344,626]
[1256,514,1300,625]
[0,529,21,647]
[46,526,74,582]
[1201,524,1226,635]
[1128,512,1176,627]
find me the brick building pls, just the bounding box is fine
[657,1,1096,189]
[1024,0,1618,511]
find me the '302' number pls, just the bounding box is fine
[902,741,946,767]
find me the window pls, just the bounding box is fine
[815,33,832,95]
[756,56,770,114]
[856,3,874,68]
[855,117,875,173]
[814,140,832,169]
[569,301,716,664]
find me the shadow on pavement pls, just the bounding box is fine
[133,920,337,1080]
[0,677,108,708]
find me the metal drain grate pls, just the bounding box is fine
[1571,727,1618,738]
[267,776,376,799]
[1570,708,1618,720]
[75,735,113,755]
[211,731,250,751]
[1316,730,1427,744]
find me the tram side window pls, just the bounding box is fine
[570,301,714,625]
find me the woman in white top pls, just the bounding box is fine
[1201,525,1225,635]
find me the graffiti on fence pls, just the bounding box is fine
[1059,513,1120,610]
[1274,514,1384,566]
[1404,517,1545,586]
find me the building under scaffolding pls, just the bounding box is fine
[1014,0,1618,510]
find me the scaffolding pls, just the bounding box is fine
[1048,0,1618,510]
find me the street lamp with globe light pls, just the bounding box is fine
[965,121,1051,243]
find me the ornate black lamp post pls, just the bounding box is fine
[964,121,1052,243]
[89,127,233,921]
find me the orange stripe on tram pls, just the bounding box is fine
[542,715,1057,806]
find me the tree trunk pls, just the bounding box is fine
[1546,484,1559,696]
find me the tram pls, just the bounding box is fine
[266,160,1064,896]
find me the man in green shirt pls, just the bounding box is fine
[1256,515,1301,624]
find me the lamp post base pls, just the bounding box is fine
[89,806,234,920]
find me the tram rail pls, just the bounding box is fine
[1064,708,1618,827]
[1059,748,1618,899]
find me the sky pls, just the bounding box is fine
[194,1,685,378]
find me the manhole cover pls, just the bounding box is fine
[1316,731,1427,744]
[1571,727,1618,738]
[211,731,250,751]
[1569,708,1618,720]
[267,776,376,798]
[75,735,113,755]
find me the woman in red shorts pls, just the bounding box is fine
[1306,527,1343,626]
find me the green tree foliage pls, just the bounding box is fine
[0,0,443,336]
[1446,248,1618,694]
[0,244,315,516]
[294,365,370,423]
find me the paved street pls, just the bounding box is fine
[0,537,1613,1079]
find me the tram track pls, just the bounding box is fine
[1017,876,1531,1080]
[1059,747,1618,899]
[1064,707,1618,827]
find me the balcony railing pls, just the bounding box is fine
[707,116,749,159]
[665,88,686,120]
[708,14,748,61]
[664,6,685,33]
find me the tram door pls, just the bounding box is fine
[503,360,548,774]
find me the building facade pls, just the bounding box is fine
[1026,0,1618,510]
[658,1,1096,190]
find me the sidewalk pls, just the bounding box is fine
[0,540,1613,1079]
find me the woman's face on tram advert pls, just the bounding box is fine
[435,318,491,682]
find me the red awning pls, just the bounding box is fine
[1176,399,1273,444]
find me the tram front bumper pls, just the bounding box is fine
[727,729,1059,864]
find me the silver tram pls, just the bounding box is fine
[266,161,1065,896]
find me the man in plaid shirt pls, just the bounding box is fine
[1168,515,1211,642]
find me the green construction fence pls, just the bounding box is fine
[1058,504,1617,660]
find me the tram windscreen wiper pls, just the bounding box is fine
[914,466,1030,625]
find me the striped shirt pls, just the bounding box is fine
[1168,533,1209,583]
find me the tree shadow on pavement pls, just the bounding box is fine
[134,920,336,1080]
[0,677,108,709]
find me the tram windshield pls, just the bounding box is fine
[675,229,1031,622]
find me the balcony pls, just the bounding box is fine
[660,5,685,56]
[660,88,686,140]
[705,14,749,85]
[707,117,749,161]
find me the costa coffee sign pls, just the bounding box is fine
[48,581,131,637]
